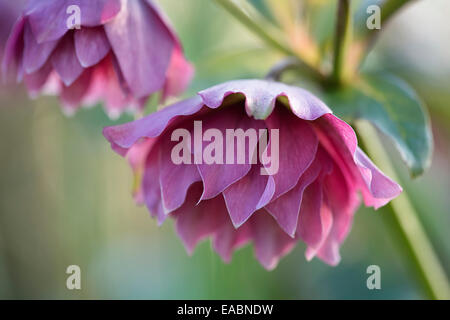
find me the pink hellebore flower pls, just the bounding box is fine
[103,79,402,270]
[2,0,193,118]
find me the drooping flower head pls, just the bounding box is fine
[2,0,193,118]
[103,79,402,269]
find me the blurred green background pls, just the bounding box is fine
[0,0,448,299]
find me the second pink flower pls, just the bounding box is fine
[2,0,193,118]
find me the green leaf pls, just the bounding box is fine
[324,73,433,177]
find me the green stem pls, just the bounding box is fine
[265,57,302,81]
[213,0,325,83]
[356,120,450,300]
[332,0,351,85]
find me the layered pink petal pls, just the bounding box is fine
[23,22,58,74]
[0,1,26,47]
[104,0,174,98]
[265,107,318,199]
[82,54,133,118]
[311,164,361,265]
[303,195,334,262]
[2,16,25,82]
[196,108,265,200]
[23,60,52,95]
[212,221,252,263]
[314,114,402,209]
[103,96,204,151]
[299,179,333,260]
[142,143,166,225]
[60,68,93,114]
[223,165,275,227]
[51,33,84,86]
[25,0,121,43]
[199,79,332,120]
[265,150,323,237]
[159,131,201,213]
[324,165,360,244]
[173,183,229,254]
[249,211,297,270]
[74,27,110,68]
[355,147,403,208]
[126,138,157,205]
